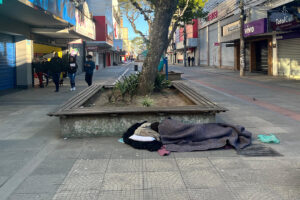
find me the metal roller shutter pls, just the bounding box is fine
[0,34,16,90]
[199,28,208,65]
[221,43,234,67]
[208,23,219,67]
[278,38,300,78]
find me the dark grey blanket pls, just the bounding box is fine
[158,119,252,152]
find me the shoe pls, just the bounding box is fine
[73,87,76,91]
[70,88,73,91]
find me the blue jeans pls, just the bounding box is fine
[68,73,76,88]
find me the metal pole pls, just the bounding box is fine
[239,0,245,76]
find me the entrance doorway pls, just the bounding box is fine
[255,40,268,73]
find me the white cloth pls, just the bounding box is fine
[129,135,155,142]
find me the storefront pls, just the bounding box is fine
[244,18,272,75]
[0,33,16,90]
[220,14,240,69]
[268,1,300,79]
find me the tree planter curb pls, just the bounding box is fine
[48,81,227,137]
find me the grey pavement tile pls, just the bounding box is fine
[0,159,28,176]
[174,151,211,158]
[107,159,143,173]
[101,172,143,190]
[70,159,109,174]
[46,149,82,160]
[257,126,288,134]
[0,176,8,186]
[53,190,100,200]
[209,157,250,170]
[243,158,292,170]
[32,158,76,175]
[0,149,39,162]
[143,189,189,200]
[8,193,53,200]
[58,173,104,192]
[110,149,144,159]
[188,188,237,200]
[98,190,143,200]
[207,149,238,157]
[230,186,283,200]
[176,158,211,171]
[78,149,111,159]
[143,172,185,189]
[181,170,223,189]
[142,150,175,159]
[14,174,66,194]
[143,159,178,172]
[269,186,300,200]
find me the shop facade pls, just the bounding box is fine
[269,1,300,79]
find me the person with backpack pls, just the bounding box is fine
[50,52,63,92]
[84,55,95,86]
[67,56,78,91]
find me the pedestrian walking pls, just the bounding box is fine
[68,56,78,91]
[34,57,44,88]
[188,56,191,67]
[42,58,50,87]
[50,52,63,92]
[191,57,195,66]
[84,55,95,86]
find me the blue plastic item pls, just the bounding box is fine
[257,134,280,144]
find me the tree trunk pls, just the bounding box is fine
[138,0,178,95]
[183,23,187,67]
[239,0,245,76]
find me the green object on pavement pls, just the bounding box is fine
[257,134,280,144]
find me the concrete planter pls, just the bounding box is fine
[49,82,226,138]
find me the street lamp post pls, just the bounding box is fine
[239,0,245,76]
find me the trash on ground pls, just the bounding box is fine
[257,134,280,144]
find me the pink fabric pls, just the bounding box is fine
[158,145,170,156]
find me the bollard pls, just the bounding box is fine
[134,65,138,71]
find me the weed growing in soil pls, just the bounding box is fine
[141,95,154,107]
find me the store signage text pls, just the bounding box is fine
[268,1,300,31]
[207,11,218,21]
[244,18,267,37]
[222,21,240,36]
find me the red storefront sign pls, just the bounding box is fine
[207,11,218,21]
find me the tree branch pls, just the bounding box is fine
[129,0,152,27]
[125,12,149,43]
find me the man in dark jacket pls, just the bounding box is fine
[50,52,63,92]
[84,55,95,86]
[68,56,78,91]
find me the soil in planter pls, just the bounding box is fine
[84,87,195,108]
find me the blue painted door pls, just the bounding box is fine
[0,34,16,90]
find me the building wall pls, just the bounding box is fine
[15,37,33,88]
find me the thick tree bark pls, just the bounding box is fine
[138,0,178,95]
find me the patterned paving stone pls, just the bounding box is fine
[143,189,189,200]
[269,186,300,200]
[188,188,237,200]
[143,159,178,172]
[101,172,143,190]
[58,173,104,192]
[98,190,143,200]
[176,158,211,171]
[144,172,185,189]
[209,157,250,170]
[230,186,283,200]
[181,170,223,189]
[243,159,291,170]
[107,159,143,173]
[70,159,109,174]
[53,190,99,200]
